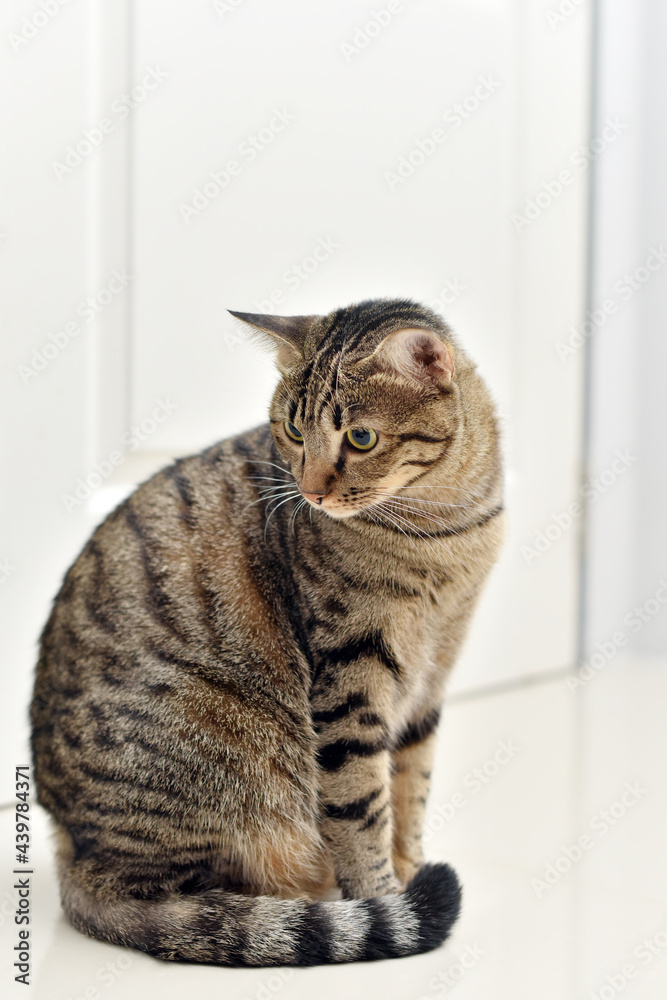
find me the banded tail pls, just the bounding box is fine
[61,862,462,966]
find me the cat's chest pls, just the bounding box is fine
[302,540,476,724]
[384,599,450,728]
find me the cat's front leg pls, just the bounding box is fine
[312,674,402,899]
[391,710,440,887]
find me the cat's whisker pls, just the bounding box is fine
[263,492,300,540]
[364,506,427,583]
[263,490,300,516]
[384,504,456,526]
[371,498,474,575]
[243,485,298,512]
[394,480,496,495]
[388,510,474,562]
[247,460,292,474]
[257,487,298,501]
[393,485,497,501]
[379,503,474,574]
[365,502,425,558]
[365,491,476,511]
[383,497,466,519]
[246,475,292,483]
[255,482,296,494]
[361,494,477,522]
[383,500,481,552]
[379,493,472,506]
[375,503,442,560]
[289,498,308,535]
[288,502,299,535]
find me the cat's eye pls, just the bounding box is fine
[346,428,378,451]
[284,419,304,443]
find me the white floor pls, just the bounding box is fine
[2,653,666,1000]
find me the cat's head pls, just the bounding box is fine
[229,299,472,520]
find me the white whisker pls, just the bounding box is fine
[264,492,300,540]
[242,484,298,512]
[365,490,475,511]
[394,485,496,502]
[246,460,292,474]
[257,486,298,499]
[289,497,308,535]
[246,475,292,483]
[375,503,441,559]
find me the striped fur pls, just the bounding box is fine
[31,298,504,965]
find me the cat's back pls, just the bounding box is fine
[31,421,318,831]
[41,421,276,640]
[32,420,308,742]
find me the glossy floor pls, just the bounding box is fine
[2,653,666,1000]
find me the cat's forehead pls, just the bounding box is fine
[292,374,372,431]
[285,337,424,430]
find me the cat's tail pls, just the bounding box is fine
[60,862,462,966]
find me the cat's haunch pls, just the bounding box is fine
[32,298,504,965]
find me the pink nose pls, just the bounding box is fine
[302,491,329,505]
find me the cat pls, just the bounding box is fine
[31,297,505,966]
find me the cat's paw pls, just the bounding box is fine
[404,862,462,951]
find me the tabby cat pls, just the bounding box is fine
[31,298,505,966]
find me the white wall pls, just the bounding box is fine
[0,1,100,797]
[0,0,592,803]
[585,0,667,660]
[635,0,667,654]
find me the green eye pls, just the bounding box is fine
[284,419,304,443]
[346,427,378,451]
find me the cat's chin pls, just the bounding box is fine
[313,504,358,521]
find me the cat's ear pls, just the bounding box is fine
[370,328,455,389]
[227,310,317,370]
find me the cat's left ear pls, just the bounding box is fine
[371,328,455,389]
[228,310,318,370]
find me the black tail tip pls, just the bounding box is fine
[405,862,463,953]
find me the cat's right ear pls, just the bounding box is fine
[227,310,317,370]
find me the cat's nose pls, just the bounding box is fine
[301,491,329,505]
